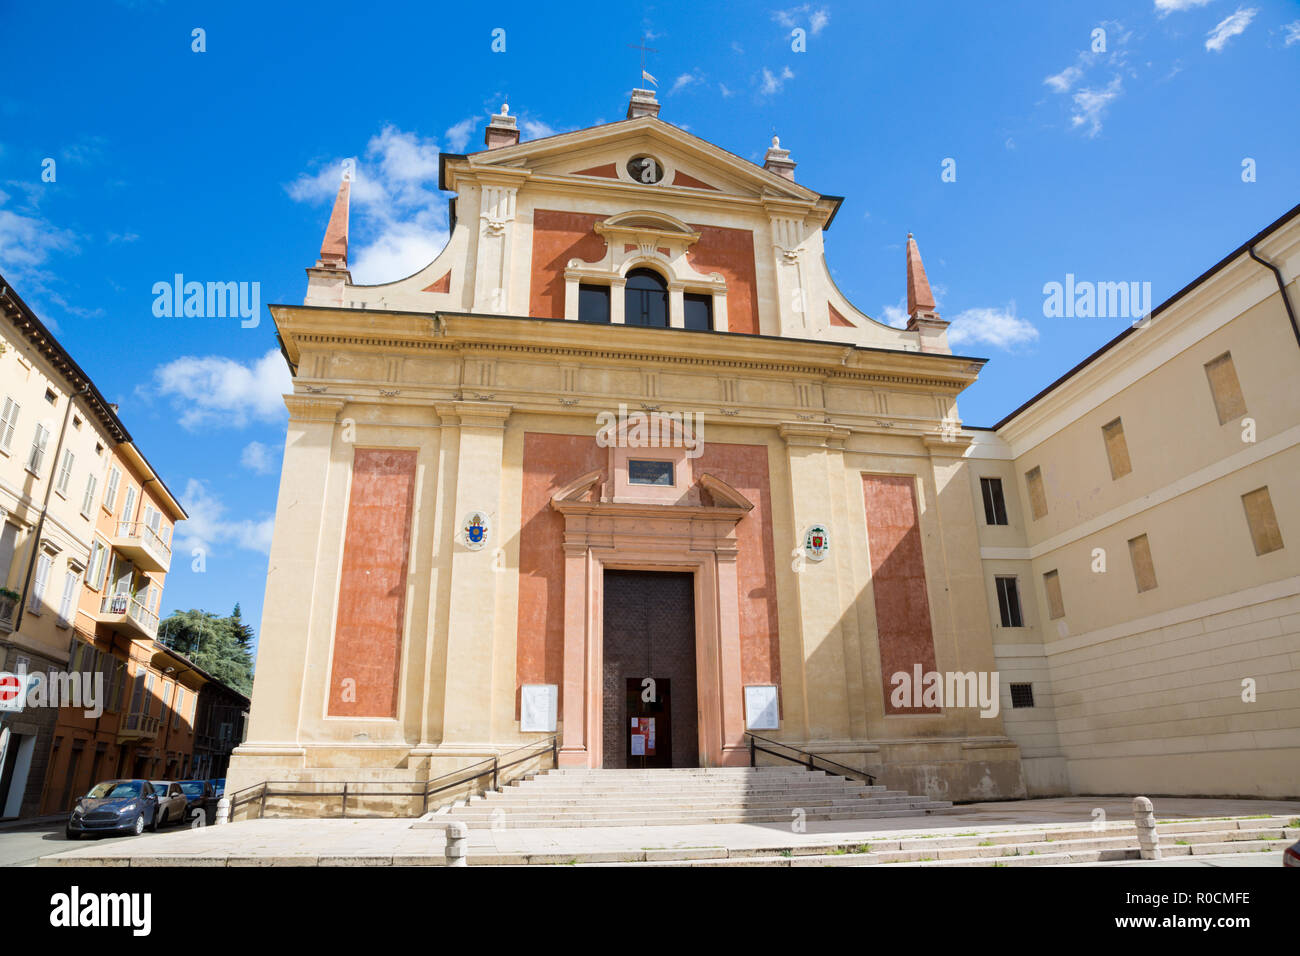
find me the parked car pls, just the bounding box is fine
[210,778,225,798]
[151,781,190,826]
[1284,838,1300,867]
[177,779,217,824]
[66,779,160,838]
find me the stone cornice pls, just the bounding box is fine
[432,400,512,429]
[270,306,983,392]
[778,421,851,449]
[283,394,347,423]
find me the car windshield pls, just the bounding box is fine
[179,782,204,797]
[151,782,170,793]
[87,781,141,799]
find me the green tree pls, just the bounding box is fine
[157,608,254,696]
[229,603,255,649]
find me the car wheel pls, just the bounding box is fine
[65,827,79,840]
[133,813,145,836]
[150,809,161,832]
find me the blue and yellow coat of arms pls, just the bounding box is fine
[462,511,490,550]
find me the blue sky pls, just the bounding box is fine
[2,0,1298,655]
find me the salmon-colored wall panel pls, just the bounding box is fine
[671,170,718,191]
[862,474,938,715]
[328,448,418,718]
[529,210,607,319]
[828,302,855,327]
[517,433,606,712]
[687,224,758,334]
[694,443,780,688]
[572,163,618,178]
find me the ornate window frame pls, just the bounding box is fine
[563,210,729,331]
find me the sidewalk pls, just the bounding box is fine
[0,814,64,833]
[33,796,1300,867]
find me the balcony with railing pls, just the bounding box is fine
[109,520,172,573]
[118,712,161,743]
[93,592,159,640]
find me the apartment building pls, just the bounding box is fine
[0,278,130,818]
[969,205,1299,798]
[38,438,191,813]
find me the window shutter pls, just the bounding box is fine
[1025,466,1048,520]
[1204,352,1247,424]
[1128,534,1158,592]
[1101,418,1132,480]
[56,449,75,495]
[105,468,120,510]
[58,569,78,624]
[1242,486,1284,555]
[30,552,52,611]
[28,424,50,473]
[0,397,18,449]
[1043,569,1065,620]
[81,474,98,516]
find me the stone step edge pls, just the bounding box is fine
[467,834,1290,867]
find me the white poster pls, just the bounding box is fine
[630,734,646,756]
[744,684,780,730]
[519,683,558,732]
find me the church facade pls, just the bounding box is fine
[226,90,1299,804]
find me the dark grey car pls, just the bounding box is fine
[66,779,160,839]
[177,779,217,824]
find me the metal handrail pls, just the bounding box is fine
[225,736,559,820]
[422,735,558,811]
[746,733,877,786]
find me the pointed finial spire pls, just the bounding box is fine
[316,170,351,268]
[906,233,936,316]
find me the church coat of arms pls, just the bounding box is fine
[463,511,490,550]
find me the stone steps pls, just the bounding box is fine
[460,820,1298,866]
[435,766,949,830]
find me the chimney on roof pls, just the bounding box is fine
[484,103,519,149]
[627,88,660,119]
[763,136,796,181]
[904,233,951,354]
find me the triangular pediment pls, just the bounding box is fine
[450,116,819,204]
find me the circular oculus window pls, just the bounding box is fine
[626,155,664,184]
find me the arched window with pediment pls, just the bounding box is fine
[624,268,669,328]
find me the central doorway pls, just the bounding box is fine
[601,570,698,768]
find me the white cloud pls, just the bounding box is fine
[1285,21,1300,45]
[174,478,275,557]
[670,71,704,94]
[521,119,557,140]
[1070,76,1123,137]
[1042,22,1131,136]
[1205,7,1257,52]
[1154,0,1211,14]
[946,304,1039,350]
[719,83,735,98]
[150,348,291,430]
[287,125,449,284]
[444,117,476,152]
[759,66,795,95]
[240,440,279,475]
[0,191,77,280]
[1043,64,1084,93]
[880,299,909,329]
[773,5,830,35]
